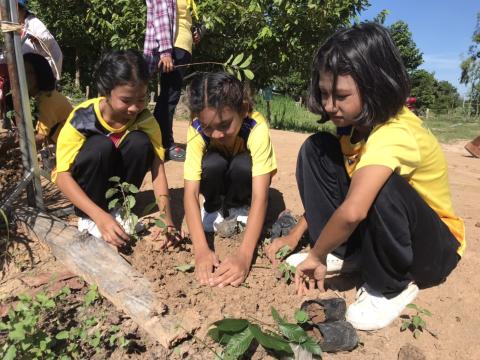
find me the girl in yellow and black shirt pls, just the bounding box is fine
[55,50,180,248]
[184,72,277,289]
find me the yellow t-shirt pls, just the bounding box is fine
[341,107,465,256]
[174,0,193,54]
[55,97,164,181]
[35,90,73,143]
[184,111,277,181]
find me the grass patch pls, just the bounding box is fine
[422,110,480,143]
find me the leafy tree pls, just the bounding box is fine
[409,69,437,110]
[461,12,480,106]
[433,80,460,113]
[387,20,423,73]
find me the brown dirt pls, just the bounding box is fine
[1,121,480,359]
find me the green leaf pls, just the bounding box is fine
[213,318,249,333]
[294,309,309,324]
[225,66,236,76]
[108,198,120,210]
[9,326,26,341]
[224,326,254,360]
[3,345,16,360]
[208,327,233,345]
[421,309,432,316]
[236,70,243,81]
[400,321,409,331]
[239,54,252,68]
[249,324,293,355]
[105,188,119,199]
[300,337,322,355]
[128,184,139,194]
[406,303,419,310]
[243,69,255,80]
[84,285,99,306]
[232,53,244,66]
[412,315,422,328]
[109,176,121,183]
[275,245,291,259]
[271,307,286,325]
[278,323,309,343]
[224,54,233,66]
[176,263,195,272]
[125,195,136,209]
[56,330,69,340]
[155,219,167,228]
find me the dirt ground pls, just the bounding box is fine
[1,121,480,359]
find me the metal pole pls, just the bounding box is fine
[1,0,44,209]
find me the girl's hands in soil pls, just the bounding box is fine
[210,253,251,288]
[94,212,129,248]
[294,253,327,296]
[149,225,182,249]
[265,234,299,264]
[195,249,220,285]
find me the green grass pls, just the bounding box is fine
[422,110,480,143]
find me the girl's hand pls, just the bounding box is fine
[195,248,220,286]
[159,54,174,73]
[265,233,300,265]
[149,225,182,249]
[294,253,327,296]
[93,212,129,248]
[210,252,251,288]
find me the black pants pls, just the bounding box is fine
[297,132,460,294]
[200,150,252,213]
[71,131,154,218]
[153,47,191,149]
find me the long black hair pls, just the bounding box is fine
[95,49,149,96]
[308,22,410,127]
[187,72,253,117]
[23,53,56,92]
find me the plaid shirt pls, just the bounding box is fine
[143,0,177,74]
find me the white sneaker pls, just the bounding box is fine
[111,209,144,235]
[346,282,419,331]
[201,207,224,232]
[227,206,249,225]
[78,217,102,239]
[285,252,360,274]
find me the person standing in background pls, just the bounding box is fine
[144,0,200,162]
[17,0,63,80]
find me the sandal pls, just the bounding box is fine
[301,298,347,324]
[167,145,186,162]
[270,209,297,240]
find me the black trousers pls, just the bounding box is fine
[153,47,191,149]
[297,132,460,294]
[200,150,252,213]
[71,131,154,218]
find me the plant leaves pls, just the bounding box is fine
[249,324,293,355]
[412,315,422,328]
[271,307,286,325]
[400,321,409,331]
[224,54,233,66]
[213,318,249,333]
[155,219,167,228]
[224,326,254,360]
[128,184,139,194]
[208,327,232,345]
[300,337,323,355]
[240,54,252,68]
[3,345,16,360]
[176,264,195,273]
[105,188,118,199]
[232,53,244,66]
[294,309,309,324]
[108,198,120,210]
[236,70,243,81]
[125,195,136,209]
[109,176,120,183]
[225,66,236,76]
[56,330,69,340]
[243,69,255,80]
[406,303,419,310]
[278,323,309,343]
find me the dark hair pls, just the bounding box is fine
[308,22,410,127]
[95,49,149,96]
[23,53,56,92]
[187,72,253,116]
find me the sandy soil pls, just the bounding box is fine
[1,120,479,359]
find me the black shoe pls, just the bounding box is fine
[270,210,297,240]
[167,145,185,162]
[306,321,359,353]
[301,298,347,324]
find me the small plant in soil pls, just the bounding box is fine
[0,285,129,359]
[401,303,433,339]
[278,262,296,283]
[275,245,291,260]
[106,177,140,238]
[208,307,321,360]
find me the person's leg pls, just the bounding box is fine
[296,132,357,256]
[153,48,191,151]
[224,151,252,210]
[70,135,120,217]
[118,130,154,189]
[200,150,229,213]
[361,173,460,295]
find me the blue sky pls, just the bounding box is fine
[358,0,479,96]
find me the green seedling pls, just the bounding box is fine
[401,303,434,339]
[176,263,195,273]
[294,309,309,324]
[278,262,296,283]
[208,307,321,360]
[106,177,140,238]
[275,245,291,260]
